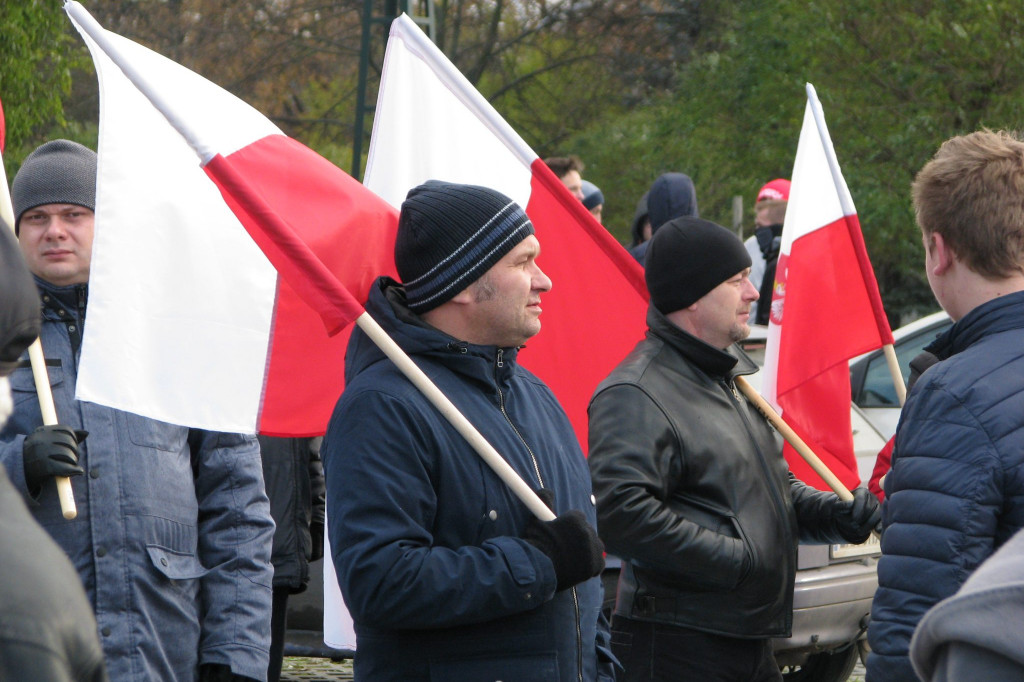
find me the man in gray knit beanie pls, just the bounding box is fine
[11,139,96,288]
[12,139,96,233]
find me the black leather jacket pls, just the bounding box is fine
[588,307,846,638]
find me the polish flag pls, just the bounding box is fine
[67,2,398,436]
[363,14,648,449]
[761,84,894,490]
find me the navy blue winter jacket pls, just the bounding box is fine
[867,290,1024,682]
[322,278,614,681]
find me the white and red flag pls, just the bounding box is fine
[66,2,398,436]
[761,84,894,490]
[363,14,648,449]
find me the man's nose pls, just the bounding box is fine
[43,217,71,238]
[533,265,553,293]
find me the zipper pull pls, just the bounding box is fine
[728,381,741,402]
[496,348,504,368]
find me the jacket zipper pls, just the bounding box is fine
[494,349,544,488]
[496,348,583,679]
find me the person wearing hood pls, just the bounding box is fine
[581,179,604,223]
[322,181,612,681]
[628,172,698,266]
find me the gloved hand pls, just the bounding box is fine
[23,424,86,496]
[831,487,881,544]
[523,490,605,591]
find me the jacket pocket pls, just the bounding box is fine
[668,493,744,540]
[428,652,558,681]
[126,413,188,452]
[8,362,62,407]
[146,545,210,580]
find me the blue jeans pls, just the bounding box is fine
[610,615,782,682]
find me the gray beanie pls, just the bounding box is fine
[12,139,97,233]
[645,216,752,314]
[395,181,534,314]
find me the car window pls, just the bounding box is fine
[855,324,950,407]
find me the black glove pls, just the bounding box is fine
[23,425,86,496]
[523,491,605,591]
[831,487,881,544]
[308,520,325,563]
[198,664,258,682]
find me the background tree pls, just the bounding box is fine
[8,0,1024,321]
[0,1,87,167]
[572,0,1024,323]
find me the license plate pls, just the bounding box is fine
[831,532,881,559]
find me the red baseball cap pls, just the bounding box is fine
[756,178,791,203]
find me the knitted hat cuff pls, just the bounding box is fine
[12,140,97,232]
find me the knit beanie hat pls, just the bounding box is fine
[645,216,752,314]
[12,139,97,233]
[395,181,535,314]
[581,180,604,211]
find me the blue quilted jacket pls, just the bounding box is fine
[867,290,1024,682]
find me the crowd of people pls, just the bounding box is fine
[1,127,1023,682]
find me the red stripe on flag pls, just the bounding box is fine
[776,216,888,396]
[519,159,648,452]
[842,213,894,345]
[779,363,862,490]
[203,134,398,435]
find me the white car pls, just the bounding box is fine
[849,310,952,439]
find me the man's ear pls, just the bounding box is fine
[929,232,956,276]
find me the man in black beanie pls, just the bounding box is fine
[588,216,880,682]
[322,180,611,681]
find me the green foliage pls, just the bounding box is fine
[572,0,1024,323]
[0,0,89,166]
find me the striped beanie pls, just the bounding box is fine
[12,139,97,233]
[396,181,534,314]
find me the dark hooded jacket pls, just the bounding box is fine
[322,278,614,681]
[629,173,698,266]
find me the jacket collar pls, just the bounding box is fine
[926,289,1024,360]
[35,276,87,317]
[645,305,759,379]
[346,276,520,389]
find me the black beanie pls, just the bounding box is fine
[395,181,534,314]
[645,216,752,314]
[12,139,97,233]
